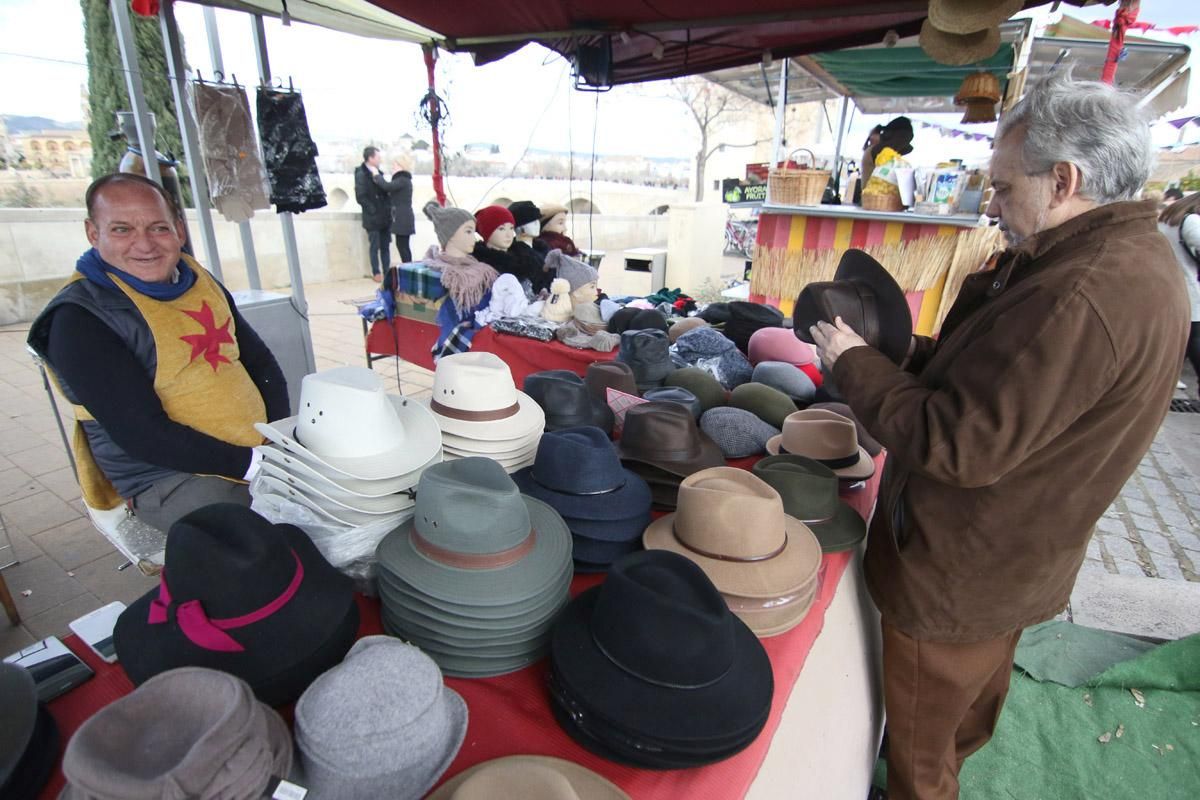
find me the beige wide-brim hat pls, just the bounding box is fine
[724,576,820,637]
[424,353,546,441]
[259,462,415,515]
[257,442,438,498]
[919,18,1002,67]
[256,475,415,528]
[765,409,875,481]
[643,468,822,600]
[427,756,630,800]
[928,0,1024,35]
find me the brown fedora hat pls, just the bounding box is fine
[643,467,822,605]
[765,409,874,481]
[617,402,724,478]
[585,361,638,402]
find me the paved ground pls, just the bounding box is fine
[1,276,1197,659]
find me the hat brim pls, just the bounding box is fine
[382,608,555,659]
[928,0,1023,35]
[442,442,538,464]
[256,476,415,528]
[422,391,545,441]
[571,532,643,564]
[257,444,437,498]
[376,497,572,606]
[617,430,725,479]
[512,466,652,522]
[426,755,631,800]
[378,591,567,646]
[808,502,867,553]
[566,512,653,543]
[729,578,819,638]
[440,427,542,455]
[764,439,875,481]
[550,587,773,744]
[115,528,359,707]
[383,619,548,678]
[642,514,821,599]
[256,395,443,482]
[919,18,1003,66]
[259,463,415,515]
[377,564,572,626]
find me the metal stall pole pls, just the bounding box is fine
[202,6,263,290]
[769,60,789,170]
[250,14,317,375]
[110,0,162,185]
[831,96,850,196]
[159,0,224,280]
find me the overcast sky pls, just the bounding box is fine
[1,0,1197,160]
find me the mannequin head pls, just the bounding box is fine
[488,223,515,250]
[570,280,599,306]
[508,201,541,243]
[444,220,477,258]
[474,205,516,252]
[543,211,568,235]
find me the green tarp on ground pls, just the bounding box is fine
[1014,620,1158,688]
[959,634,1200,800]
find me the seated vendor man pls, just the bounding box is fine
[28,173,289,532]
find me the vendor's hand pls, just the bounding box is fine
[810,317,868,371]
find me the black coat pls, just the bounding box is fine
[354,163,390,231]
[374,170,415,236]
[509,240,554,294]
[473,241,540,288]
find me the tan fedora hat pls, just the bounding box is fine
[927,0,1023,35]
[668,316,711,344]
[724,577,819,638]
[427,755,630,800]
[766,409,875,481]
[424,352,545,441]
[643,467,822,606]
[919,18,1002,67]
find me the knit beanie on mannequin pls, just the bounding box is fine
[543,250,599,292]
[423,200,476,248]
[474,205,515,244]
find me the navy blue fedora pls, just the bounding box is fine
[513,427,652,521]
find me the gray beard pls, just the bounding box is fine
[1000,205,1051,247]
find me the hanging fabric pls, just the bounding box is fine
[191,81,272,223]
[255,86,328,214]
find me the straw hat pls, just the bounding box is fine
[919,18,1002,67]
[927,0,1024,35]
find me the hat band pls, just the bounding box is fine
[780,446,860,470]
[411,528,536,570]
[590,628,732,690]
[431,398,520,422]
[529,470,626,497]
[676,522,788,563]
[147,549,304,653]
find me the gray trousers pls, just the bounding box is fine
[132,473,250,533]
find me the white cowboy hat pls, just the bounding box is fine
[257,443,439,498]
[422,353,544,442]
[257,475,415,528]
[256,367,442,482]
[259,462,416,516]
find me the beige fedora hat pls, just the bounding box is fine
[424,352,545,441]
[643,467,822,604]
[724,577,819,638]
[427,756,629,800]
[927,0,1023,35]
[256,366,442,482]
[919,18,1002,66]
[765,409,875,481]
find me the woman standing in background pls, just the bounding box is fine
[375,156,415,263]
[1159,190,1200,395]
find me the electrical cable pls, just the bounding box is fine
[589,91,599,248]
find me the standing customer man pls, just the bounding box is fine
[355,146,391,282]
[28,173,289,532]
[812,72,1188,799]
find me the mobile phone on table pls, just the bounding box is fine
[69,601,126,664]
[4,635,95,701]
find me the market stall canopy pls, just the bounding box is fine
[199,0,436,41]
[363,1,1085,86]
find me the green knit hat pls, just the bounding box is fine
[663,367,727,414]
[729,382,798,429]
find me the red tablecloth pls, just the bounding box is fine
[38,458,882,800]
[366,318,618,385]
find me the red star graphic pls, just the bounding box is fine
[179,301,234,371]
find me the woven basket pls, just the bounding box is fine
[862,193,905,212]
[768,149,830,207]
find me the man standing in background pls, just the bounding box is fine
[355,146,391,283]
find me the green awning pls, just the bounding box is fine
[811,45,1013,98]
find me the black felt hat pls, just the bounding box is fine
[723,302,784,354]
[607,307,668,335]
[507,200,542,228]
[0,664,59,800]
[549,550,772,768]
[523,371,614,435]
[114,504,359,707]
[794,249,912,365]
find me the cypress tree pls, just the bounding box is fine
[81,0,190,204]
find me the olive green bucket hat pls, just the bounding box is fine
[729,382,798,429]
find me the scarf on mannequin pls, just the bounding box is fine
[424,245,499,311]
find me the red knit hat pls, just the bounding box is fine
[474,205,516,244]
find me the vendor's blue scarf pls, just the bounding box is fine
[76,248,196,300]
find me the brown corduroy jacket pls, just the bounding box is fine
[834,201,1189,642]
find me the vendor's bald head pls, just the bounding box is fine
[85,173,187,283]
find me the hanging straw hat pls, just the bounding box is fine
[919,18,1002,67]
[927,0,1024,35]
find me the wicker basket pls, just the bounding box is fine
[862,193,905,212]
[768,149,830,207]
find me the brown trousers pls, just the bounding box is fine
[881,621,1023,800]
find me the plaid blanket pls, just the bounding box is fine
[396,262,447,302]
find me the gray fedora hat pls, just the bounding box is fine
[294,636,466,800]
[699,407,780,459]
[752,361,817,403]
[378,561,573,623]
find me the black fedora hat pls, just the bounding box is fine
[549,550,772,762]
[794,249,912,364]
[616,329,673,390]
[697,302,732,325]
[523,371,614,435]
[0,664,59,800]
[608,307,668,335]
[723,302,784,354]
[513,426,652,521]
[114,504,359,707]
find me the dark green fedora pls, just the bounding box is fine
[729,382,797,430]
[751,455,865,553]
[663,367,727,414]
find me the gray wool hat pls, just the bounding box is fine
[699,407,780,459]
[544,250,599,292]
[752,361,817,403]
[60,667,292,800]
[671,327,753,390]
[294,636,468,800]
[423,200,476,248]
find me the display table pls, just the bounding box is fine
[365,317,619,385]
[36,455,884,800]
[751,202,1003,335]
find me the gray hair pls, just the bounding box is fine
[996,69,1153,204]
